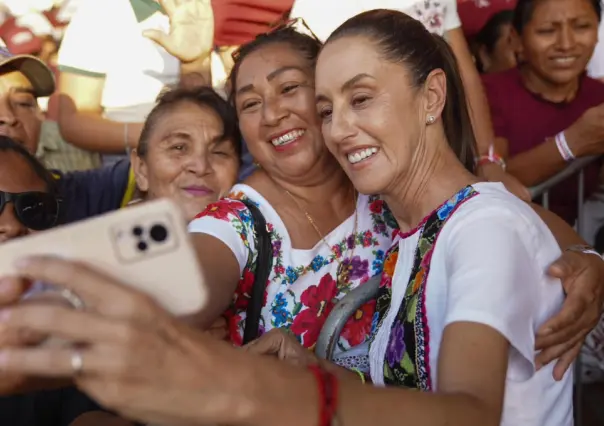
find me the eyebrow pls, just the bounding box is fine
[10,87,36,96]
[236,65,307,96]
[316,73,375,103]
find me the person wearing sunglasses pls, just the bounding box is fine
[0,135,105,426]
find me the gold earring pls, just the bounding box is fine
[426,115,436,125]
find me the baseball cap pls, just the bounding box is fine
[0,35,55,97]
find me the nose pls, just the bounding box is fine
[0,97,17,132]
[327,105,356,146]
[557,25,576,51]
[0,203,29,243]
[184,150,212,176]
[261,97,288,127]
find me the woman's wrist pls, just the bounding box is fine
[242,361,320,426]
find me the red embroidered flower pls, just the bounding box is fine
[233,268,268,311]
[195,200,245,221]
[229,313,244,346]
[341,300,376,346]
[369,199,384,214]
[290,273,338,348]
[234,269,255,309]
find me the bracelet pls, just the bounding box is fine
[565,244,602,258]
[554,132,575,162]
[475,145,506,170]
[351,368,366,384]
[308,365,339,426]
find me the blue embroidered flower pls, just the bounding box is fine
[370,311,380,335]
[310,255,326,272]
[271,293,290,327]
[437,186,475,220]
[372,250,385,274]
[386,320,406,368]
[285,266,298,284]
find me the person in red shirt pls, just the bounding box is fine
[482,0,604,225]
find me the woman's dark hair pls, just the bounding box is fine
[474,10,514,73]
[227,26,322,105]
[137,86,242,160]
[513,0,602,34]
[326,9,477,172]
[0,135,57,194]
[476,10,514,53]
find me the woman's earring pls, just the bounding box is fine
[426,115,436,125]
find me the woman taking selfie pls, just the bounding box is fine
[0,10,602,426]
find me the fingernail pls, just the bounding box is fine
[535,362,542,371]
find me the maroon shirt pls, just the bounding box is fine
[482,67,604,223]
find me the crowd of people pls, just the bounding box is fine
[1,0,604,425]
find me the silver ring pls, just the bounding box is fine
[70,350,83,375]
[58,288,86,311]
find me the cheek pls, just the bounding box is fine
[147,158,184,193]
[213,158,239,191]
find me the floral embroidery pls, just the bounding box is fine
[342,300,377,347]
[369,196,399,238]
[197,188,400,359]
[290,273,338,348]
[373,186,478,390]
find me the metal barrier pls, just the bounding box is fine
[315,156,600,425]
[315,275,381,361]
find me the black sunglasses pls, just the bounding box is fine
[0,191,61,231]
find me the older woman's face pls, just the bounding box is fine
[235,42,325,180]
[316,36,423,195]
[0,151,47,243]
[520,0,599,85]
[133,102,240,221]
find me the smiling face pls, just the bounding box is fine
[234,42,327,181]
[132,101,240,221]
[519,0,599,86]
[0,70,42,154]
[315,36,428,195]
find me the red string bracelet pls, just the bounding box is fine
[308,364,339,426]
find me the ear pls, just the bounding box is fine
[422,68,447,121]
[477,45,492,73]
[510,27,524,63]
[130,149,149,192]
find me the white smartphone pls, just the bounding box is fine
[0,199,206,316]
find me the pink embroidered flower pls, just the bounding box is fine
[196,200,246,221]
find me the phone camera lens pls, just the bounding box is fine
[149,224,168,243]
[132,226,144,236]
[137,241,148,252]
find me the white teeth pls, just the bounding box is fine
[271,130,305,147]
[554,57,575,64]
[347,147,378,164]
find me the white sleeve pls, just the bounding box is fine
[57,0,115,77]
[444,212,541,380]
[443,0,462,32]
[187,201,256,275]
